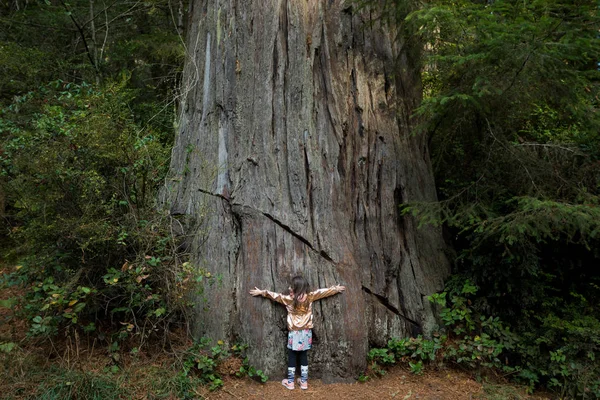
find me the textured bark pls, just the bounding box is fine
[163,0,449,382]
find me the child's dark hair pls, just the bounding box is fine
[291,275,310,309]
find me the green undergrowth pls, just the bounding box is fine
[473,383,541,400]
[0,0,192,364]
[0,357,198,399]
[1,354,129,400]
[25,369,126,400]
[0,79,209,349]
[181,338,268,391]
[0,337,267,399]
[363,280,600,399]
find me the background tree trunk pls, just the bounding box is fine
[163,0,449,381]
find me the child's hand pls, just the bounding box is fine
[249,287,264,296]
[335,285,346,293]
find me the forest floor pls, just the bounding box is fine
[197,367,549,400]
[0,265,552,400]
[1,343,552,400]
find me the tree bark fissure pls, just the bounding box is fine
[262,211,335,265]
[361,285,421,330]
[198,188,336,266]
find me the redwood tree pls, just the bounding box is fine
[164,0,448,381]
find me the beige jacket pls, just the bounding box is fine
[260,286,343,331]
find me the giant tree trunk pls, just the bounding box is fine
[164,0,449,382]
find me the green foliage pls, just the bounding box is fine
[0,342,16,354]
[513,293,600,397]
[0,0,185,102]
[236,358,269,383]
[368,337,439,377]
[399,0,600,318]
[181,339,267,391]
[363,278,600,397]
[365,278,599,396]
[366,347,395,376]
[366,241,597,397]
[0,78,205,343]
[0,0,188,348]
[0,42,51,98]
[230,343,269,383]
[437,279,600,397]
[0,0,194,368]
[408,360,423,375]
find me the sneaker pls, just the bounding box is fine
[281,379,294,390]
[297,378,308,390]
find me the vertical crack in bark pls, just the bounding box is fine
[383,67,391,102]
[229,200,243,340]
[409,258,418,288]
[376,162,383,251]
[249,18,257,152]
[282,0,289,72]
[281,0,293,213]
[394,187,404,235]
[271,23,278,142]
[337,125,346,178]
[361,285,421,330]
[319,22,341,147]
[270,224,277,290]
[367,78,375,113]
[350,68,364,138]
[349,68,368,254]
[200,32,212,123]
[303,140,316,242]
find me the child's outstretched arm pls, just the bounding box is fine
[309,284,346,301]
[249,287,292,305]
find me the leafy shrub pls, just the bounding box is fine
[364,278,599,397]
[181,339,267,391]
[0,79,203,344]
[513,296,600,398]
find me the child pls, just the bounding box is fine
[250,275,345,390]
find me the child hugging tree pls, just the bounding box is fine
[250,275,346,390]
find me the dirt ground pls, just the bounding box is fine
[205,371,478,400]
[196,368,550,400]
